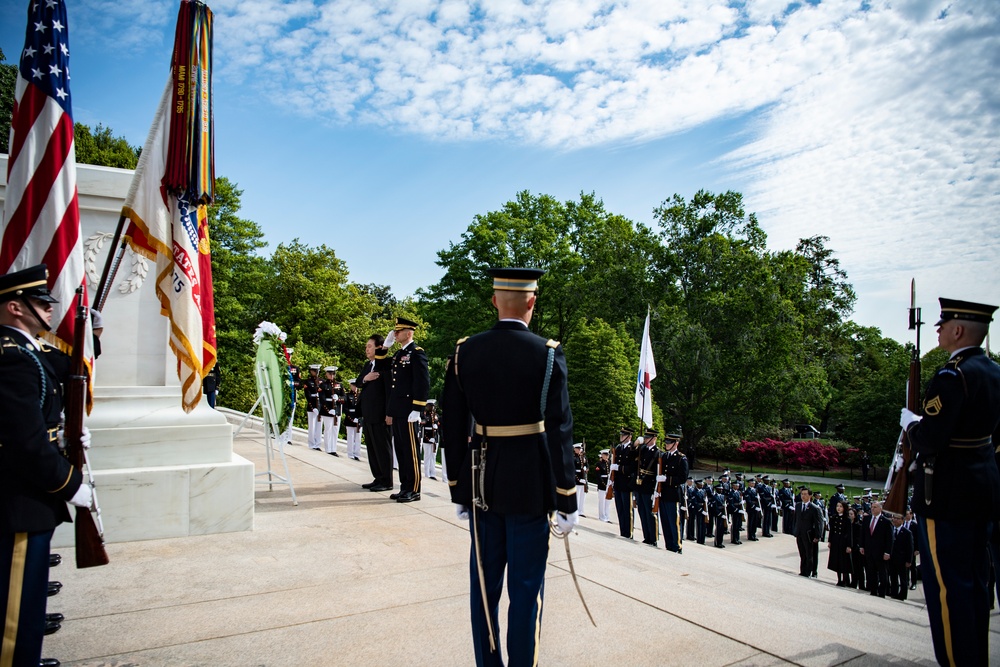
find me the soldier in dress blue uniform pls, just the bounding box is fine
[441,267,576,667]
[0,265,93,667]
[744,480,761,541]
[383,317,429,503]
[758,475,775,537]
[712,484,728,548]
[319,366,344,456]
[727,481,745,545]
[692,479,708,544]
[656,433,688,553]
[343,379,362,460]
[304,365,322,449]
[610,427,637,538]
[684,477,697,541]
[634,430,660,546]
[778,479,796,535]
[900,298,1000,667]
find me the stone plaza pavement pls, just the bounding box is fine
[46,423,1000,666]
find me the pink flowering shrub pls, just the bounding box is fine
[738,439,840,469]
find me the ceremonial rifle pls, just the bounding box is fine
[884,279,922,518]
[65,287,110,568]
[652,452,664,513]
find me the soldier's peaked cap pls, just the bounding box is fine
[487,267,545,292]
[644,428,658,438]
[935,298,998,326]
[308,364,321,370]
[324,366,338,372]
[394,317,418,331]
[0,264,58,304]
[620,426,634,435]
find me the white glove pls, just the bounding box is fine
[408,410,421,423]
[455,505,470,521]
[656,474,667,483]
[80,426,91,450]
[383,329,396,348]
[69,484,93,508]
[900,408,922,430]
[555,511,579,535]
[702,510,709,516]
[312,408,319,415]
[610,463,619,471]
[653,491,661,499]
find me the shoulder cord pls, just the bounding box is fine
[540,346,555,416]
[17,344,48,409]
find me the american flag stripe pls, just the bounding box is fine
[1,0,91,366]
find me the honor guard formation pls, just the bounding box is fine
[5,253,997,667]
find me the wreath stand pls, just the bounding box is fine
[249,360,298,505]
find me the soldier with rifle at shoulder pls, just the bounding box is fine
[0,266,96,667]
[899,298,1000,667]
[609,426,637,538]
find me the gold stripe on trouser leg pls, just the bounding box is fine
[1,533,28,667]
[532,590,543,667]
[677,511,683,546]
[925,518,956,666]
[409,422,421,493]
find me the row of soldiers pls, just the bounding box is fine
[594,424,878,553]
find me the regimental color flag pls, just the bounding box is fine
[1,0,93,371]
[121,0,216,413]
[634,309,656,428]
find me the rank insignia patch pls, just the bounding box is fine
[924,395,943,416]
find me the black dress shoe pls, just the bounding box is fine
[49,553,62,567]
[909,584,917,590]
[47,581,62,596]
[44,620,60,635]
[39,659,60,667]
[362,482,376,489]
[352,456,361,461]
[397,491,421,503]
[389,492,401,500]
[46,613,64,623]
[329,452,339,457]
[369,485,392,492]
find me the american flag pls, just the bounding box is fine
[1,0,91,360]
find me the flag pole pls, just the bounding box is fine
[93,215,128,312]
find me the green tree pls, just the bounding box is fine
[209,177,271,412]
[73,123,140,169]
[0,49,15,155]
[564,318,644,460]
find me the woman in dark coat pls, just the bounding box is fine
[827,500,852,586]
[848,507,865,590]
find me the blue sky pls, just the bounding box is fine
[3,0,998,350]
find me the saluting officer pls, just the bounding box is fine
[441,267,576,667]
[634,430,660,546]
[383,317,429,503]
[0,265,93,667]
[656,433,688,553]
[610,427,637,538]
[900,298,1000,667]
[304,364,322,449]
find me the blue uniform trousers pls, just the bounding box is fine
[470,511,549,667]
[1,530,53,667]
[658,501,681,552]
[634,492,657,545]
[391,419,421,494]
[918,516,992,667]
[613,488,633,538]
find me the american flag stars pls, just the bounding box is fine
[20,0,72,112]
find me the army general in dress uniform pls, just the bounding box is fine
[0,265,93,667]
[442,267,576,667]
[384,317,429,503]
[900,298,1000,667]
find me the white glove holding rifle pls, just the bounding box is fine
[900,408,922,430]
[69,484,93,509]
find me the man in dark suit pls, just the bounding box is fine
[442,267,576,667]
[359,334,392,491]
[888,515,914,600]
[384,317,429,503]
[794,487,822,577]
[901,298,1000,666]
[0,265,93,667]
[860,501,894,597]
